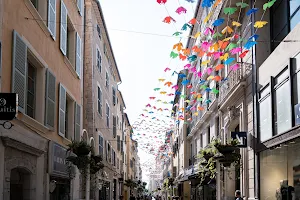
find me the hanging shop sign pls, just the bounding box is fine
[49,141,70,178]
[231,132,247,148]
[295,104,300,125]
[0,93,17,120]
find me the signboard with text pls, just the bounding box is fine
[231,132,247,148]
[0,93,17,120]
[49,141,69,178]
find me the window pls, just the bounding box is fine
[104,43,108,55]
[259,85,273,141]
[99,135,103,157]
[117,158,119,169]
[30,0,54,36]
[117,136,121,151]
[290,0,300,30]
[112,87,116,105]
[112,149,116,166]
[130,159,133,168]
[26,62,36,118]
[97,24,101,39]
[97,86,102,116]
[106,72,109,88]
[60,1,81,77]
[106,103,110,127]
[259,67,293,141]
[200,134,203,148]
[274,69,292,135]
[293,53,300,107]
[207,126,211,144]
[96,48,101,72]
[107,143,111,163]
[66,17,76,67]
[113,116,116,138]
[270,0,300,50]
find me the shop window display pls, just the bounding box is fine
[260,138,300,200]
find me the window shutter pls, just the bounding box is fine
[60,1,67,55]
[48,0,56,39]
[77,0,83,16]
[58,83,66,137]
[105,140,108,161]
[74,102,81,141]
[12,30,27,113]
[45,69,56,129]
[75,32,81,77]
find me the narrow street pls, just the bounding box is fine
[0,0,300,200]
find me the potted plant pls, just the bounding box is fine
[212,138,239,156]
[212,138,241,167]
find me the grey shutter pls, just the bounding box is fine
[12,30,27,113]
[74,102,81,141]
[58,83,66,137]
[45,69,56,129]
[77,0,83,16]
[60,0,67,55]
[113,116,116,138]
[75,32,81,77]
[48,0,56,39]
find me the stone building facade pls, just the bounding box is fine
[83,0,126,199]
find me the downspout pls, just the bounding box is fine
[250,0,259,199]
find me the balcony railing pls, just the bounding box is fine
[218,63,251,104]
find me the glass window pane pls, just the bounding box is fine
[294,53,300,71]
[260,85,270,98]
[290,0,300,16]
[259,97,273,141]
[260,147,288,200]
[272,0,288,37]
[293,72,300,105]
[275,68,289,84]
[274,81,292,134]
[291,9,300,30]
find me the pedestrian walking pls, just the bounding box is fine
[235,190,243,200]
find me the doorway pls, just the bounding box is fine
[10,168,31,200]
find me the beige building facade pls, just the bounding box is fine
[0,0,85,199]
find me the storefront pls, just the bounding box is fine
[259,136,300,200]
[99,180,111,200]
[48,141,74,200]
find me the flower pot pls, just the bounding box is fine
[203,154,214,161]
[216,146,238,156]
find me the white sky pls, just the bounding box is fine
[99,0,197,182]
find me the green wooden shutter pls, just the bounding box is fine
[58,83,66,137]
[77,0,83,16]
[75,32,81,78]
[12,30,27,113]
[48,0,56,39]
[60,0,67,55]
[45,69,56,129]
[74,102,81,141]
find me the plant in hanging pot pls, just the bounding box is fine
[199,147,216,161]
[212,138,239,156]
[218,152,241,167]
[67,140,91,156]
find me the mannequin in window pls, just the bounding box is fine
[276,180,295,200]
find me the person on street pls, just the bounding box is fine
[235,190,243,200]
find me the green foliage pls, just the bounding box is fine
[66,140,103,178]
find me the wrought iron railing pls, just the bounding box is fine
[218,63,249,104]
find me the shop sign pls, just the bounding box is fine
[295,104,300,125]
[0,93,17,120]
[49,141,69,178]
[231,132,247,148]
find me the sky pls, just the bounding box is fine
[99,0,197,182]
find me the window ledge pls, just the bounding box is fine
[64,57,79,79]
[24,0,51,38]
[19,113,51,135]
[62,137,72,146]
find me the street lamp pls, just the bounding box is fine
[81,129,95,200]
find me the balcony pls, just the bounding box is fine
[218,63,252,107]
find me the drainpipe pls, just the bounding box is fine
[250,0,259,199]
